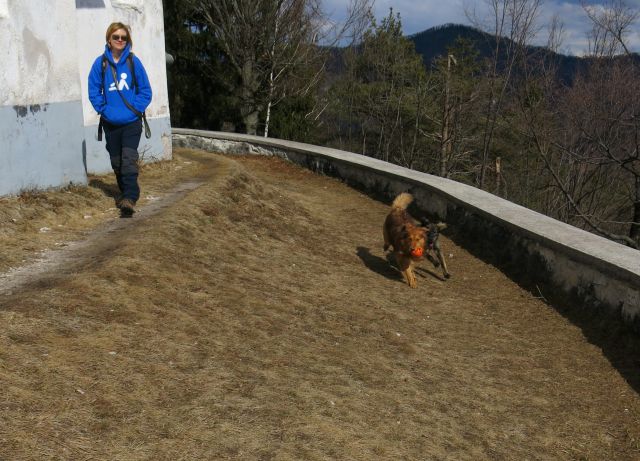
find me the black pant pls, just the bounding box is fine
[102,118,142,202]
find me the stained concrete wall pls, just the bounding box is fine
[76,0,172,174]
[0,0,87,196]
[1,0,171,196]
[172,129,640,333]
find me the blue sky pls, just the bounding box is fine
[324,0,640,55]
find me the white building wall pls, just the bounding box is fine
[0,0,172,196]
[0,0,87,195]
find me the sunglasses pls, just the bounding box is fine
[111,34,128,42]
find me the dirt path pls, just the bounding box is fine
[0,151,228,297]
[0,149,639,460]
[0,177,210,296]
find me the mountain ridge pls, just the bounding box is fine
[407,23,583,83]
[407,23,639,84]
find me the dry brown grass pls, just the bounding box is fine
[0,154,206,274]
[1,148,639,460]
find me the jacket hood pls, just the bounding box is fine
[103,43,132,65]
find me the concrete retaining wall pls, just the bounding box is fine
[173,128,640,332]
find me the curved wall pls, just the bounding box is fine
[173,128,640,332]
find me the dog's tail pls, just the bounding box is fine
[391,192,413,210]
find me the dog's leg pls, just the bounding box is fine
[434,242,450,279]
[407,262,417,288]
[396,254,417,288]
[383,225,391,252]
[426,252,439,268]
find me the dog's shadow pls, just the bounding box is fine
[356,246,402,282]
[356,246,448,283]
[415,265,448,282]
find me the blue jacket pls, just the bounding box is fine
[88,44,152,126]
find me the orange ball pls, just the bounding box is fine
[411,247,423,257]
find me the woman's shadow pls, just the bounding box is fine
[88,178,119,200]
[88,178,133,217]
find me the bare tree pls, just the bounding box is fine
[578,0,640,245]
[582,0,639,57]
[187,0,372,136]
[333,9,429,168]
[467,0,542,189]
[262,0,374,137]
[515,0,640,248]
[262,0,322,138]
[421,37,482,181]
[440,54,457,176]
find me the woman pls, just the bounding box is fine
[88,22,152,215]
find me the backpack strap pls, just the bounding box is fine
[101,56,107,93]
[107,61,151,139]
[98,55,108,141]
[127,53,138,94]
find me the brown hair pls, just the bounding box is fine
[105,22,132,49]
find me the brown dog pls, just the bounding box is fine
[383,193,450,288]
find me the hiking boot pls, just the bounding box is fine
[120,198,135,215]
[115,195,124,208]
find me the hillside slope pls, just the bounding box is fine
[0,149,639,459]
